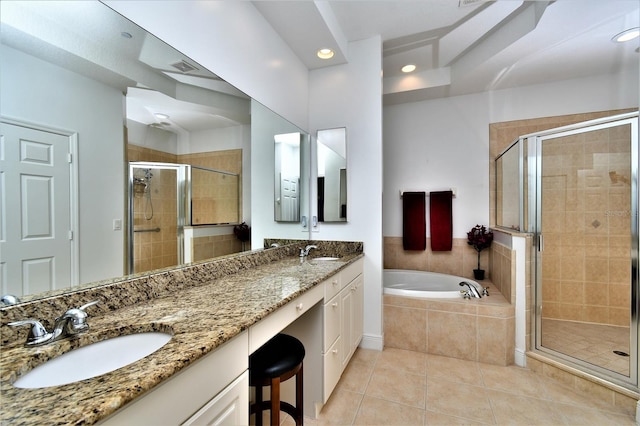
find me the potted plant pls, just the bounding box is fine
[467,224,493,280]
[233,222,251,251]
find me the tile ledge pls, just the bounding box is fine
[526,351,639,400]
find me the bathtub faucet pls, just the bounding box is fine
[459,281,482,298]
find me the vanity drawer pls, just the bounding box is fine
[323,274,341,301]
[249,283,324,353]
[323,293,341,349]
[341,259,363,287]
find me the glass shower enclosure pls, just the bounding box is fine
[496,112,639,390]
[129,162,187,275]
[128,161,240,275]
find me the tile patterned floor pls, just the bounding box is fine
[541,319,630,376]
[283,347,637,425]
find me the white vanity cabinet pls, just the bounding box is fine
[340,273,364,369]
[322,258,363,403]
[99,257,364,424]
[99,331,249,426]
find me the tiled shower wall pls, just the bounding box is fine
[191,234,243,262]
[127,145,243,273]
[179,150,242,225]
[540,124,631,327]
[489,109,635,330]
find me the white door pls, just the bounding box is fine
[280,176,300,221]
[0,122,74,297]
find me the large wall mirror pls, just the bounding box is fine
[274,132,302,222]
[317,128,347,222]
[0,0,308,304]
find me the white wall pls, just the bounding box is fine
[309,37,384,350]
[104,1,309,131]
[383,69,639,239]
[1,44,125,284]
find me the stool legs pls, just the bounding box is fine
[251,363,303,426]
[270,377,280,426]
[295,364,303,425]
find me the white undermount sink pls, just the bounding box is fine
[312,257,341,261]
[13,332,172,389]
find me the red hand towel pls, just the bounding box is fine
[402,192,426,251]
[430,191,453,251]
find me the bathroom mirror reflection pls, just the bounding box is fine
[274,133,302,222]
[317,128,347,222]
[0,0,305,305]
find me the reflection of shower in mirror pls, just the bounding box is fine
[133,168,154,220]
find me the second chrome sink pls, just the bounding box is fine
[13,332,172,389]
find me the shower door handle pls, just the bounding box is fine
[538,234,544,252]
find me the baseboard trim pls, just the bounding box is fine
[514,348,526,367]
[359,333,383,351]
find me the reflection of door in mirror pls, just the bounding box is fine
[317,128,347,222]
[274,133,301,222]
[0,121,77,296]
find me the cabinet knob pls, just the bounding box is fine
[332,280,338,286]
[332,349,338,354]
[296,303,304,311]
[332,303,338,308]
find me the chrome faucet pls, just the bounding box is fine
[8,300,100,347]
[1,294,21,306]
[299,244,318,257]
[459,281,482,299]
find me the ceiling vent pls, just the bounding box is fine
[458,0,483,7]
[170,60,198,73]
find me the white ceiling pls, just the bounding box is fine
[3,0,637,134]
[254,0,640,105]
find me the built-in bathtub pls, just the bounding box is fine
[383,268,515,366]
[383,269,481,299]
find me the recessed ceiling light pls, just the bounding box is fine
[317,48,334,59]
[401,64,417,73]
[155,113,169,120]
[612,27,639,43]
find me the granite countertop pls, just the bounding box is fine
[0,252,363,425]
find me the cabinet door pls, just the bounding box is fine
[351,274,364,351]
[182,371,249,426]
[323,337,342,402]
[340,285,352,368]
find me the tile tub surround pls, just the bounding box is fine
[0,241,363,425]
[384,290,515,366]
[383,236,491,280]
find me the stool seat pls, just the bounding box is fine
[249,334,305,426]
[250,334,305,381]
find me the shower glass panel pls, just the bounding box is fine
[129,162,186,275]
[190,166,240,225]
[495,138,524,231]
[535,114,638,386]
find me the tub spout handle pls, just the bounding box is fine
[459,281,482,298]
[482,286,490,296]
[460,290,471,299]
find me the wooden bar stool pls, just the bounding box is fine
[249,334,305,426]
